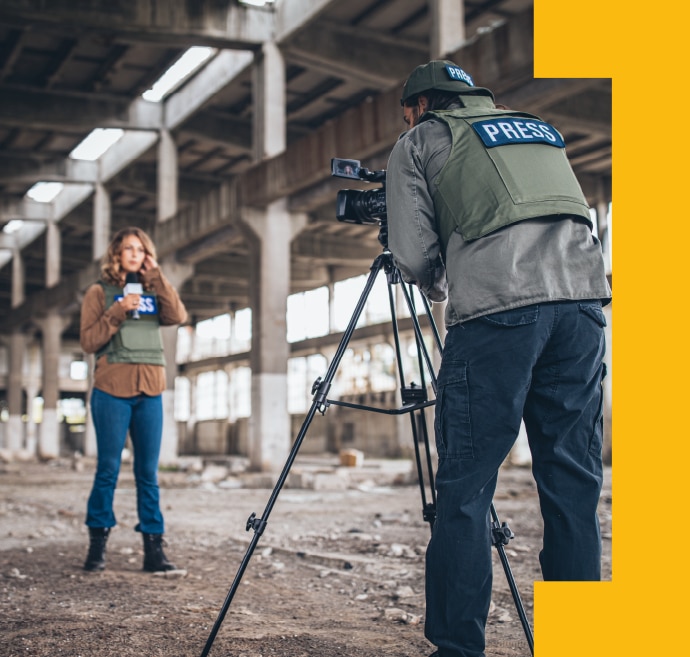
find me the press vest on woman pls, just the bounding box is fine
[97,282,166,366]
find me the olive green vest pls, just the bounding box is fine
[97,282,165,366]
[423,96,592,250]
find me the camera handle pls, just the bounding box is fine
[199,250,533,657]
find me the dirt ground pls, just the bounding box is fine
[0,455,611,657]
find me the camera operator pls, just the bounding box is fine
[385,60,611,657]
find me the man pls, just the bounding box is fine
[385,60,611,657]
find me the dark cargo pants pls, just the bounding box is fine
[425,300,606,657]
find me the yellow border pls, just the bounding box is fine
[534,1,688,654]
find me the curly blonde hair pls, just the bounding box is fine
[100,226,157,287]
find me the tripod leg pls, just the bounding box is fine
[199,255,388,657]
[393,264,534,655]
[383,270,437,529]
[490,505,535,655]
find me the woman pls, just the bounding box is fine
[80,226,187,572]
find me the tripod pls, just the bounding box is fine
[200,249,534,657]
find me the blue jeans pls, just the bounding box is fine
[86,389,165,534]
[425,301,606,657]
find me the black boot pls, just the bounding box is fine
[83,527,110,571]
[142,533,177,572]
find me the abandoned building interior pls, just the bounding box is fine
[0,0,612,473]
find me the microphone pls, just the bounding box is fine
[123,272,143,320]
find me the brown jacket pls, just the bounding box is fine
[80,268,187,397]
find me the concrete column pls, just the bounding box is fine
[252,41,286,161]
[93,183,111,262]
[159,258,193,465]
[157,129,178,223]
[35,311,70,459]
[327,279,336,333]
[24,342,42,456]
[160,326,180,466]
[45,222,61,288]
[241,199,307,471]
[228,306,237,353]
[11,246,24,308]
[83,353,97,457]
[430,0,466,59]
[5,331,26,452]
[187,373,198,453]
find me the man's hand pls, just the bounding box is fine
[378,223,389,249]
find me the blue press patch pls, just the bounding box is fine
[472,118,565,148]
[445,64,474,86]
[114,294,159,315]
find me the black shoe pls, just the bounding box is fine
[142,533,177,572]
[84,527,110,571]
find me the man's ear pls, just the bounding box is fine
[418,96,429,113]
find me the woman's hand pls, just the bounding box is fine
[119,293,141,312]
[140,254,158,274]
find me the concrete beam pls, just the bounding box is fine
[178,111,252,152]
[0,87,161,132]
[164,50,254,129]
[99,131,159,181]
[2,7,611,332]
[0,198,54,222]
[281,19,427,87]
[292,231,381,265]
[0,157,99,184]
[275,0,334,41]
[0,0,274,49]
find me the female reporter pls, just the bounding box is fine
[80,226,187,572]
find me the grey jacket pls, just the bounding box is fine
[386,115,611,326]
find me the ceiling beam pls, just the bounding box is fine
[281,19,427,87]
[0,0,274,49]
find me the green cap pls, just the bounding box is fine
[400,60,493,105]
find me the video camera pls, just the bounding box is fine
[331,158,386,226]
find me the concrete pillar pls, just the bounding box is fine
[241,199,307,471]
[11,246,24,308]
[158,258,193,465]
[187,373,198,453]
[157,129,178,223]
[35,311,70,459]
[45,222,61,288]
[5,331,26,452]
[93,182,111,262]
[252,41,286,161]
[24,342,42,456]
[327,271,336,333]
[83,353,97,457]
[160,326,180,466]
[430,0,466,59]
[228,306,237,352]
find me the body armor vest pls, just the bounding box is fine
[97,282,165,366]
[423,95,592,250]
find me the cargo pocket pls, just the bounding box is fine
[434,362,473,459]
[578,301,607,328]
[588,362,607,457]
